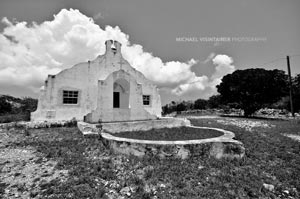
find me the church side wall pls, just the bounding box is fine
[31,61,99,121]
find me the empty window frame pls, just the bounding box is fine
[143,95,151,106]
[63,90,79,104]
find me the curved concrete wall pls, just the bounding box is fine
[101,126,245,160]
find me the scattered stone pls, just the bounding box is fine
[283,190,289,195]
[159,183,166,188]
[209,142,245,159]
[136,169,145,179]
[263,183,275,192]
[284,134,300,142]
[0,145,68,198]
[144,185,151,193]
[210,143,224,159]
[216,118,275,132]
[120,186,131,196]
[176,146,190,159]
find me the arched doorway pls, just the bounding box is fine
[113,78,130,108]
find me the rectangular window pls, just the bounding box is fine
[63,90,78,104]
[143,95,151,106]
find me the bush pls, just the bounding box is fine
[0,113,30,123]
[0,97,12,115]
[0,95,37,122]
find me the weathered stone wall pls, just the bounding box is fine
[31,40,162,121]
[76,119,245,160]
[100,126,245,160]
[106,141,245,160]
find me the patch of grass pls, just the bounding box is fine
[3,117,300,198]
[189,118,300,197]
[0,182,9,195]
[11,127,111,198]
[109,126,223,141]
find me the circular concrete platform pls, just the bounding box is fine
[101,126,245,160]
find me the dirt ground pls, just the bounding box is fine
[0,128,68,199]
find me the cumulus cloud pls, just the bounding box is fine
[0,8,235,100]
[211,54,235,85]
[171,54,235,96]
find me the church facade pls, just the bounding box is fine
[31,40,162,122]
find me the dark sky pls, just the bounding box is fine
[0,0,300,103]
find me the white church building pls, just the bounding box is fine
[31,40,162,122]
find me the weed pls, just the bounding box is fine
[2,117,299,198]
[0,183,8,195]
[110,126,223,141]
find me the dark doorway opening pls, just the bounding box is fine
[113,92,120,108]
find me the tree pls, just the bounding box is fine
[194,99,207,110]
[0,97,12,115]
[293,74,300,112]
[21,97,38,112]
[176,102,187,112]
[207,95,222,109]
[294,74,300,88]
[217,68,288,117]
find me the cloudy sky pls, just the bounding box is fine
[0,0,300,105]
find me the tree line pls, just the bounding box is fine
[163,68,300,117]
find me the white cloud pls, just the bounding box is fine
[212,54,234,66]
[171,75,210,95]
[211,54,235,85]
[171,54,235,96]
[0,8,235,100]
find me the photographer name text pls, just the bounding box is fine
[176,36,267,42]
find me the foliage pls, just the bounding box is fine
[293,74,300,112]
[194,98,207,110]
[207,95,223,109]
[176,102,187,112]
[0,95,37,122]
[162,101,193,115]
[217,68,289,116]
[162,72,299,116]
[0,97,12,114]
[2,118,300,198]
[294,74,300,89]
[20,97,38,113]
[162,95,228,115]
[161,104,170,115]
[270,74,300,113]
